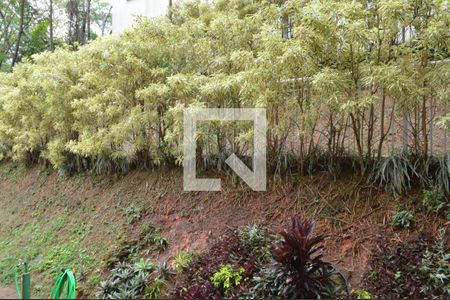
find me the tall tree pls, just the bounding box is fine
[92,1,112,36]
[86,0,90,40]
[10,0,26,71]
[49,0,54,50]
[168,0,173,22]
[66,0,81,45]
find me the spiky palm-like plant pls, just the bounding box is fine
[372,152,416,196]
[96,261,154,299]
[156,261,175,280]
[134,258,154,276]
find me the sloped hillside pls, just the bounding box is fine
[0,162,447,298]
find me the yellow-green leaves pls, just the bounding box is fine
[0,0,448,170]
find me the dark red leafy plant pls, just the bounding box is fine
[269,216,347,298]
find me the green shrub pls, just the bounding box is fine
[420,228,450,295]
[125,204,141,224]
[96,260,151,299]
[423,188,448,215]
[372,153,416,196]
[353,289,372,299]
[239,224,268,248]
[210,264,245,293]
[139,224,168,252]
[134,258,154,276]
[0,0,447,178]
[155,261,174,280]
[145,278,167,299]
[151,232,168,252]
[391,210,414,228]
[172,251,192,273]
[420,156,450,195]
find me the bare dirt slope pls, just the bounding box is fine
[0,163,445,298]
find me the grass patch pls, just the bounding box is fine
[0,162,27,182]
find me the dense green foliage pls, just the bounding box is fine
[420,228,449,296]
[423,187,449,217]
[210,264,245,293]
[391,209,414,228]
[0,1,112,71]
[372,152,450,196]
[96,259,162,299]
[0,0,448,177]
[172,251,193,273]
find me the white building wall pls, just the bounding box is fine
[110,0,171,34]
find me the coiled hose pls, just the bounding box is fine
[49,269,77,299]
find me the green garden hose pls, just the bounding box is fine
[14,270,22,299]
[49,269,77,300]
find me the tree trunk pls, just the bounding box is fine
[10,0,26,71]
[422,95,428,157]
[350,112,365,175]
[445,101,448,154]
[377,89,386,158]
[86,0,91,40]
[49,0,54,50]
[168,0,174,22]
[421,47,428,157]
[367,103,375,160]
[81,0,86,43]
[101,6,112,36]
[67,0,81,45]
[429,96,433,155]
[401,26,408,153]
[402,113,409,153]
